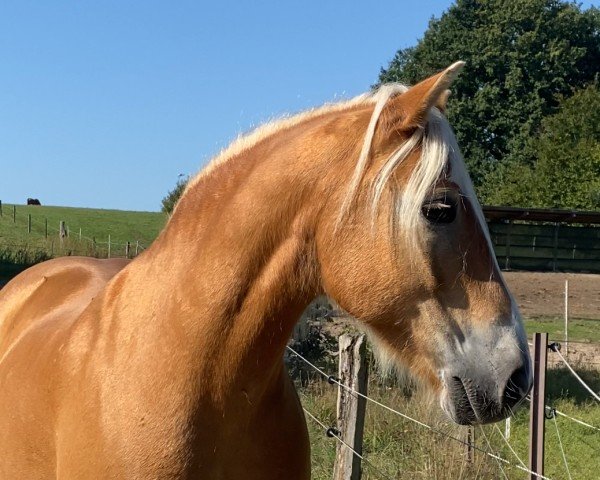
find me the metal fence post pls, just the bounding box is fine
[529,332,548,480]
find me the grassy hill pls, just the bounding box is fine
[0,203,167,282]
[0,203,166,246]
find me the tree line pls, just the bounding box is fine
[378,0,599,210]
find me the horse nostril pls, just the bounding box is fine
[503,365,531,408]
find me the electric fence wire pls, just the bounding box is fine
[553,408,600,432]
[286,345,553,480]
[524,393,600,433]
[301,406,395,480]
[551,347,600,402]
[479,426,509,480]
[492,423,527,469]
[549,410,573,480]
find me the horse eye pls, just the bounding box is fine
[422,197,458,224]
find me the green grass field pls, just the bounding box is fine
[0,203,167,285]
[0,203,166,246]
[0,203,167,261]
[524,316,600,343]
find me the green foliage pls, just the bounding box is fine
[534,84,600,209]
[378,0,600,203]
[161,177,189,214]
[484,85,600,208]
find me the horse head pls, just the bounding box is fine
[316,62,531,425]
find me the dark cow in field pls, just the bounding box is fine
[27,198,41,205]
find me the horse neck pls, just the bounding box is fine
[125,116,356,403]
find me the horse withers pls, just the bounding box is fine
[0,62,531,479]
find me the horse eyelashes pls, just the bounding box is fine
[422,197,458,224]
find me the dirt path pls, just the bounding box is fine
[503,271,600,319]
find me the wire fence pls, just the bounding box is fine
[301,404,395,480]
[287,345,557,480]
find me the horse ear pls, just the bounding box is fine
[436,89,452,113]
[383,61,464,131]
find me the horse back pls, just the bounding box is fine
[0,256,129,355]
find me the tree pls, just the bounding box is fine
[378,0,600,201]
[161,176,189,214]
[487,85,600,209]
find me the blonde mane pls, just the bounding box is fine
[183,84,483,240]
[183,91,372,195]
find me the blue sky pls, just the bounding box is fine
[1,1,595,211]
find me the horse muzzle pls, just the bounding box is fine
[439,328,532,425]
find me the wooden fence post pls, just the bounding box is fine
[333,334,368,480]
[125,241,131,259]
[135,240,139,256]
[13,205,16,223]
[108,235,111,258]
[59,221,66,243]
[28,214,31,233]
[529,332,548,480]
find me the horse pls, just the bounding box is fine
[0,62,532,479]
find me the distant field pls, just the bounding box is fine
[0,204,167,280]
[0,203,166,247]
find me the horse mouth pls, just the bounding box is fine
[445,376,510,425]
[447,376,478,425]
[442,373,530,426]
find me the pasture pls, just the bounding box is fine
[0,203,166,268]
[0,203,166,247]
[1,200,598,478]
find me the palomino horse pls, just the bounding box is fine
[0,62,531,479]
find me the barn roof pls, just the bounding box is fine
[482,206,600,225]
